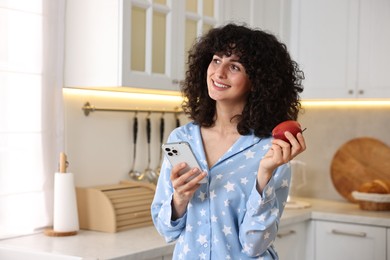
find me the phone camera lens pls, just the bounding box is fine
[168,152,173,156]
[172,149,177,154]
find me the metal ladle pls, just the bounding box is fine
[144,114,158,184]
[128,113,144,181]
[155,113,165,175]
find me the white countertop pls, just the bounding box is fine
[0,198,389,260]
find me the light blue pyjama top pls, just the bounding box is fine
[151,122,291,260]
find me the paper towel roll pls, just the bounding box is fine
[53,172,79,232]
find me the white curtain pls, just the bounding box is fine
[0,0,65,239]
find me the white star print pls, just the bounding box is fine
[210,190,217,199]
[224,199,230,207]
[200,208,206,216]
[226,159,234,164]
[199,252,207,259]
[244,149,255,159]
[271,207,279,217]
[196,235,207,245]
[211,215,218,222]
[183,244,190,255]
[178,235,184,244]
[241,177,249,185]
[262,144,271,150]
[224,181,235,192]
[213,235,219,244]
[258,214,266,222]
[197,234,208,245]
[264,231,270,240]
[265,186,273,197]
[216,174,223,179]
[242,243,252,254]
[281,178,289,188]
[222,225,232,236]
[186,224,193,232]
[198,191,206,201]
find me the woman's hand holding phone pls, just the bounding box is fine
[170,162,206,220]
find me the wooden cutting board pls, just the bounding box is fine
[330,137,390,202]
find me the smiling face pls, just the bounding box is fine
[206,53,251,106]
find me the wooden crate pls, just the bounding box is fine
[76,181,156,233]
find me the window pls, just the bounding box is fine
[0,0,64,239]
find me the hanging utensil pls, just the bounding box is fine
[175,112,181,128]
[128,113,144,181]
[144,113,158,184]
[155,113,165,175]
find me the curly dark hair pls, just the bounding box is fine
[181,23,304,137]
[181,23,304,138]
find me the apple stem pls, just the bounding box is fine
[302,128,307,132]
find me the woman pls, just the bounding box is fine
[151,23,306,259]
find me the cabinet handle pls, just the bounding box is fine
[348,89,354,95]
[331,229,367,238]
[277,230,296,238]
[358,89,364,95]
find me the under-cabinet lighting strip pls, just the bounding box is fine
[82,102,182,116]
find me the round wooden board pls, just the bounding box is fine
[330,137,390,203]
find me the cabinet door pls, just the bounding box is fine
[123,0,222,91]
[178,0,220,82]
[123,0,177,90]
[315,221,386,260]
[289,0,359,99]
[387,228,390,260]
[273,222,309,260]
[357,0,390,98]
[64,0,122,87]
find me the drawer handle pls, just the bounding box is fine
[277,230,296,238]
[331,229,367,238]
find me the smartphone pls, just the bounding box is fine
[162,142,207,183]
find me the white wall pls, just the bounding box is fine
[64,89,390,202]
[63,88,189,187]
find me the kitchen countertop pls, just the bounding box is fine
[0,197,389,260]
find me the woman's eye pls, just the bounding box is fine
[231,64,240,71]
[213,58,221,64]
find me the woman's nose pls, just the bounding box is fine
[215,64,227,78]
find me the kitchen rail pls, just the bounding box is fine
[82,102,182,116]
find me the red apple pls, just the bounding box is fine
[272,120,303,143]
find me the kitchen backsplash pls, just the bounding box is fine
[64,89,390,202]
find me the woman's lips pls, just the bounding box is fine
[212,80,230,90]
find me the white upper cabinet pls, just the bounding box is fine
[223,0,390,99]
[289,0,390,99]
[64,0,223,91]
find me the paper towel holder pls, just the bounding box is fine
[44,152,79,237]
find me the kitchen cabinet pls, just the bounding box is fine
[146,254,172,260]
[224,0,390,99]
[223,0,291,44]
[273,221,312,260]
[314,220,387,260]
[289,0,390,99]
[388,228,390,260]
[64,0,223,91]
